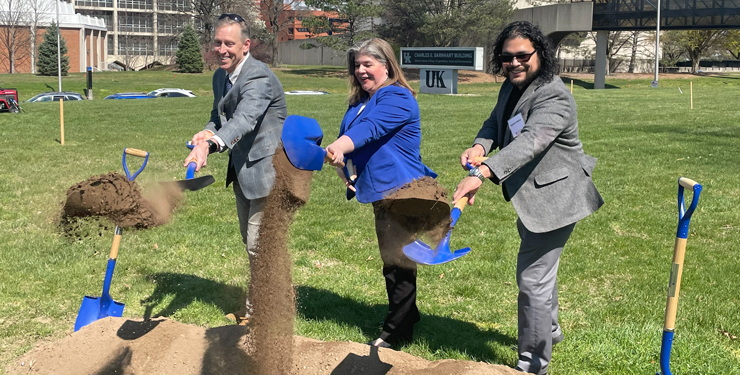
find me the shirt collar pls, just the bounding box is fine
[227,52,250,84]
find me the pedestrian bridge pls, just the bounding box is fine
[514,0,740,88]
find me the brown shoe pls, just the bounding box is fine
[225,308,249,325]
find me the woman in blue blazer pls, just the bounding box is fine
[326,38,435,348]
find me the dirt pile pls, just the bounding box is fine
[5,317,520,375]
[248,147,313,374]
[60,172,182,234]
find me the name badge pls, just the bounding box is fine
[507,113,525,138]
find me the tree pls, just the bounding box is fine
[722,30,740,60]
[661,30,724,73]
[0,0,30,73]
[36,21,69,76]
[302,0,382,52]
[176,24,204,72]
[25,0,53,74]
[260,0,305,67]
[379,0,513,48]
[587,31,634,74]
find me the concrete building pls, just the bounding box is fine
[0,0,107,74]
[71,0,191,70]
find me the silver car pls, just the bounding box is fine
[26,91,84,102]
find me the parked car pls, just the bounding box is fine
[26,91,84,103]
[147,88,196,98]
[104,92,156,99]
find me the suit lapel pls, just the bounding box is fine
[218,55,254,116]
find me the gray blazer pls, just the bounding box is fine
[205,55,287,200]
[474,75,603,233]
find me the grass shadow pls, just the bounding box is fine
[560,77,620,90]
[295,285,516,363]
[140,272,245,319]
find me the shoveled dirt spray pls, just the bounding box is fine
[377,176,453,249]
[60,172,182,235]
[248,147,313,374]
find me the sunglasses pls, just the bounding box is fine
[499,51,536,64]
[219,13,245,23]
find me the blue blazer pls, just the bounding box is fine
[340,84,435,203]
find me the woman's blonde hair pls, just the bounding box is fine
[347,38,415,105]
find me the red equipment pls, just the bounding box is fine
[0,87,20,113]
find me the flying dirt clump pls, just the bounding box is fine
[60,172,182,235]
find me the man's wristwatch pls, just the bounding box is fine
[206,139,218,154]
[469,166,486,182]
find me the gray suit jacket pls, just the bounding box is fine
[205,55,287,200]
[474,75,603,233]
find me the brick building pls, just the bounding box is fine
[0,0,107,74]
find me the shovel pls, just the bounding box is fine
[158,142,215,192]
[74,148,149,331]
[282,114,345,170]
[657,177,702,375]
[403,196,472,265]
[401,156,489,265]
[282,114,355,199]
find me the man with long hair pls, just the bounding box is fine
[453,21,603,374]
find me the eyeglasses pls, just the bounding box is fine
[499,51,536,64]
[219,13,245,23]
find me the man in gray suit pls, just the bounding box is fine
[452,21,603,374]
[185,13,287,325]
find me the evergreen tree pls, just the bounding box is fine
[36,21,69,76]
[176,24,204,73]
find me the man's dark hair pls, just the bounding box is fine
[491,21,558,82]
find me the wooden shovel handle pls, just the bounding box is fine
[454,196,469,211]
[324,151,345,167]
[678,177,699,189]
[124,148,148,158]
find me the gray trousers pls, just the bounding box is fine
[234,181,268,318]
[515,218,575,375]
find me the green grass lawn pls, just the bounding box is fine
[1,68,739,374]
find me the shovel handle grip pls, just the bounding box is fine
[324,151,345,167]
[454,196,469,211]
[124,148,149,158]
[678,177,698,189]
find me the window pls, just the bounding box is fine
[118,12,153,33]
[158,16,189,34]
[296,27,308,32]
[76,0,113,8]
[118,36,154,56]
[166,92,187,97]
[119,0,153,10]
[158,37,178,55]
[157,0,190,11]
[108,37,114,55]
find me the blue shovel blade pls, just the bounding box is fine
[403,239,471,265]
[74,295,125,332]
[282,115,326,171]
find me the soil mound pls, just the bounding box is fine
[6,317,519,375]
[60,172,182,233]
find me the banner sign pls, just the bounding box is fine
[400,47,484,71]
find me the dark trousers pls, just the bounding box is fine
[373,203,420,343]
